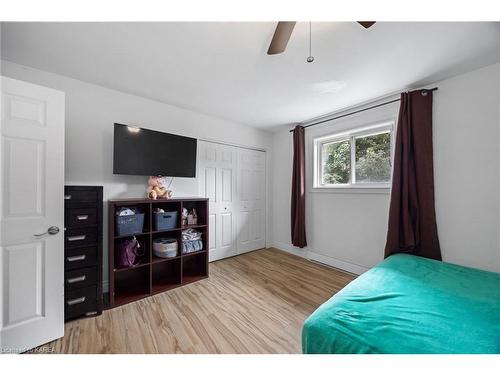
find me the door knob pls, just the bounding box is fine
[34,226,60,238]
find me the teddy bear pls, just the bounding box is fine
[146,176,173,200]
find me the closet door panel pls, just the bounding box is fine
[221,213,233,247]
[199,141,265,260]
[204,167,216,202]
[237,149,266,254]
[239,211,250,244]
[199,141,237,262]
[221,168,232,202]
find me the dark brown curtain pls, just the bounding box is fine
[385,90,441,260]
[291,125,307,248]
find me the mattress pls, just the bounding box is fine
[302,254,500,354]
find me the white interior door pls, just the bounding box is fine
[0,77,65,352]
[198,141,237,262]
[237,148,266,254]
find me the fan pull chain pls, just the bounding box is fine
[307,22,314,63]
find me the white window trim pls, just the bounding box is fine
[312,121,395,192]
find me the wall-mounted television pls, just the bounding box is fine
[113,123,197,177]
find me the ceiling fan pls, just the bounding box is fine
[267,21,376,55]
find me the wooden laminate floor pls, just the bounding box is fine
[40,248,355,354]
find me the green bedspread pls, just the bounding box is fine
[302,254,500,354]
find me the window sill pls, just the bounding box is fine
[310,186,391,195]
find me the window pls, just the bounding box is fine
[320,139,351,184]
[314,123,393,189]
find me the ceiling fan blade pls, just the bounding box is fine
[267,21,296,55]
[357,21,376,29]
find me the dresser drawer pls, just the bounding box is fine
[66,207,98,228]
[65,266,97,291]
[65,286,98,320]
[64,189,98,206]
[65,246,97,270]
[65,228,97,248]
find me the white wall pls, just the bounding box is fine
[433,63,500,273]
[272,63,500,274]
[1,60,273,287]
[2,59,498,281]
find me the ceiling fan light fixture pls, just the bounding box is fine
[266,21,376,57]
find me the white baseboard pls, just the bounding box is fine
[271,240,368,275]
[308,252,368,275]
[271,241,309,259]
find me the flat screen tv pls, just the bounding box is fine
[113,123,197,177]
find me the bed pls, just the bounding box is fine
[302,254,500,354]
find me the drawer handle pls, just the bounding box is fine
[64,194,72,200]
[67,296,86,306]
[77,215,89,221]
[67,235,86,241]
[67,255,86,262]
[67,275,86,284]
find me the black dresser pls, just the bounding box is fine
[64,186,103,321]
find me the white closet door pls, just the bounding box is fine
[237,148,266,254]
[198,141,237,262]
[0,77,65,352]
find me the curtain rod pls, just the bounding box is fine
[289,87,438,132]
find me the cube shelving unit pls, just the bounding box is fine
[107,197,209,308]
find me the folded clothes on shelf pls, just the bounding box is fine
[182,228,202,241]
[182,239,203,254]
[181,228,203,254]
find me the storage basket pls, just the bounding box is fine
[154,211,178,231]
[153,238,178,258]
[116,212,145,236]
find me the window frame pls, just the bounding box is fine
[313,121,395,191]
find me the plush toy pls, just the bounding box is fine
[146,176,173,200]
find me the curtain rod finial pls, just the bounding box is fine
[421,87,438,96]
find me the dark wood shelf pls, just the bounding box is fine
[181,250,207,258]
[181,224,207,230]
[109,197,205,204]
[113,291,150,307]
[151,255,181,264]
[182,275,208,286]
[108,197,209,309]
[151,282,182,295]
[113,262,150,273]
[151,228,182,235]
[182,251,208,285]
[114,232,150,239]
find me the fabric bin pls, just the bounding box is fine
[154,211,178,231]
[116,213,145,236]
[182,239,203,254]
[153,238,178,258]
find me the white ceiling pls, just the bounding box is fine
[2,22,500,129]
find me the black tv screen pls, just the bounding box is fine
[113,123,197,177]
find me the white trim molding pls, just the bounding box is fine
[271,241,309,259]
[271,241,369,275]
[308,252,369,275]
